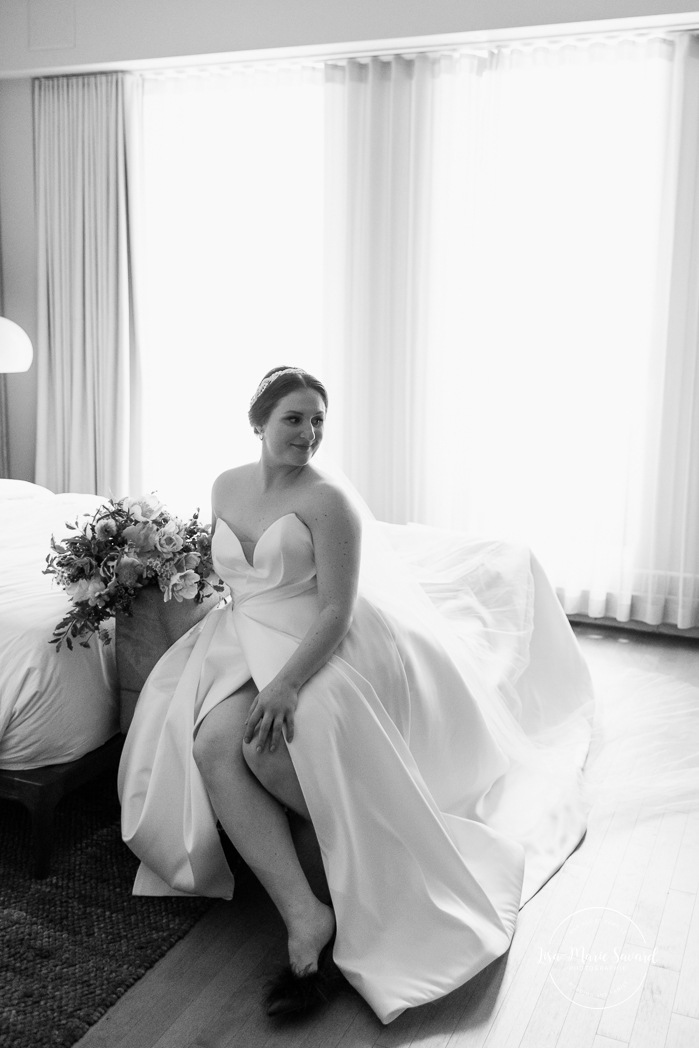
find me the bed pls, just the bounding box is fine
[0,479,120,875]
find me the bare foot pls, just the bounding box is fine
[287,901,335,975]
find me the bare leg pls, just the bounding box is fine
[289,812,331,906]
[243,739,331,905]
[193,684,334,973]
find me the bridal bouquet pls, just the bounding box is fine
[45,494,224,651]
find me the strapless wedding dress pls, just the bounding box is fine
[119,512,593,1022]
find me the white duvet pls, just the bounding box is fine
[0,480,118,770]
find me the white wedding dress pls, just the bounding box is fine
[119,512,594,1023]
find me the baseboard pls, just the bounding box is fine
[568,614,699,643]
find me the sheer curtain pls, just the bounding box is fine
[634,35,699,628]
[320,56,435,512]
[132,64,325,515]
[323,35,699,629]
[0,260,6,476]
[0,378,7,478]
[0,266,7,474]
[34,73,141,496]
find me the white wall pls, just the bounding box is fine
[0,1,697,78]
[1,0,698,481]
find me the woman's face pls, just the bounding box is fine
[258,388,326,465]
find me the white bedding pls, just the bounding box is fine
[0,480,119,770]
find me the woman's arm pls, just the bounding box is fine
[244,485,362,753]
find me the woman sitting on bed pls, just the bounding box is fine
[119,366,592,1023]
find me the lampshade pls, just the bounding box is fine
[0,316,33,372]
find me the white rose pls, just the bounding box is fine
[66,578,92,603]
[154,520,184,554]
[122,494,164,522]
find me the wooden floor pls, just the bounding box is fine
[76,625,699,1048]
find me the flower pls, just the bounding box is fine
[98,550,122,581]
[154,520,184,555]
[45,494,225,651]
[66,577,105,604]
[122,521,158,553]
[166,569,201,602]
[94,517,117,541]
[115,554,145,587]
[121,494,164,521]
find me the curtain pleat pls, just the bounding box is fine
[33,72,141,496]
[0,376,8,477]
[1,233,11,476]
[631,35,699,629]
[321,37,699,629]
[322,57,435,523]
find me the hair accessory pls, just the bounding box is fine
[249,368,305,408]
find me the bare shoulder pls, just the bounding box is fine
[299,474,362,535]
[211,464,255,512]
[298,475,362,595]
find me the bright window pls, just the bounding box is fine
[138,66,325,514]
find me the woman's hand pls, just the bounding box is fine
[244,679,299,753]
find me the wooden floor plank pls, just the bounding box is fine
[526,810,659,1043]
[594,925,652,1044]
[334,1004,391,1048]
[626,812,688,950]
[672,890,699,1020]
[665,1012,699,1048]
[151,937,280,1048]
[563,812,665,1017]
[627,966,678,1048]
[529,810,655,1019]
[571,905,638,1013]
[670,812,699,894]
[518,977,573,1048]
[297,988,372,1048]
[653,890,695,972]
[554,998,603,1048]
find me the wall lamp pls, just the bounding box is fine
[0,317,33,372]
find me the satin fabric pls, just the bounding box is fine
[119,513,592,1022]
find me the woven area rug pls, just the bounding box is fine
[0,773,214,1048]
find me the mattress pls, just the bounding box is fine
[0,480,119,770]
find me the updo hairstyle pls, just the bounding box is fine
[248,366,329,430]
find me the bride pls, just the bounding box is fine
[119,365,593,1023]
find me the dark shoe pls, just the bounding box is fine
[265,939,339,1018]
